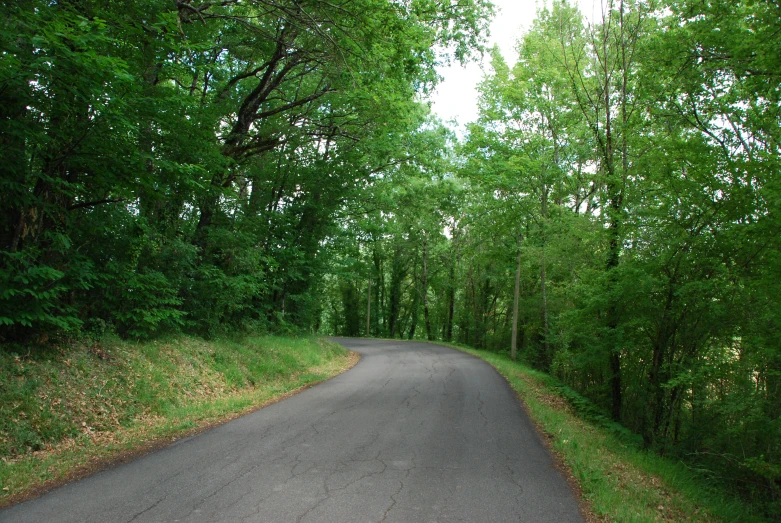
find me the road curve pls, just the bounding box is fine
[0,338,583,523]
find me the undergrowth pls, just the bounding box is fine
[0,334,353,506]
[441,343,766,523]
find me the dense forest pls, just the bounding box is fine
[1,0,779,516]
[0,0,492,337]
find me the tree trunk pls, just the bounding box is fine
[388,245,404,338]
[422,238,433,341]
[407,288,419,340]
[480,278,491,350]
[366,277,371,337]
[374,250,383,336]
[540,187,551,370]
[445,261,455,341]
[1,75,31,252]
[511,243,522,361]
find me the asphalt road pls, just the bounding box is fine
[0,338,583,523]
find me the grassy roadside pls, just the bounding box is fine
[440,343,764,523]
[0,335,357,508]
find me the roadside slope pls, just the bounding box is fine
[442,343,764,522]
[0,335,357,508]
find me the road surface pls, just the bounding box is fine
[1,338,583,522]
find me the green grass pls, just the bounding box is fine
[439,343,765,523]
[0,334,354,506]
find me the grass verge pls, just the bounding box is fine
[0,335,358,508]
[440,343,764,522]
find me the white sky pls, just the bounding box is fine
[431,0,599,128]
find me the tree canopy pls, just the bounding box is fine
[0,0,493,337]
[1,0,779,516]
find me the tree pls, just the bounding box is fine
[0,0,494,340]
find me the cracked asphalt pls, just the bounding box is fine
[0,338,584,523]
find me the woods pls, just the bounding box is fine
[323,0,781,515]
[0,0,492,338]
[1,0,780,517]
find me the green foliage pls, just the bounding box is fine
[111,271,186,339]
[451,343,764,522]
[3,0,780,515]
[0,252,77,332]
[322,0,781,514]
[0,0,493,341]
